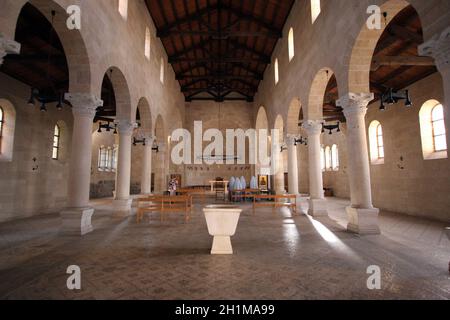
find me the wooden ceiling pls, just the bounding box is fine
[322,5,437,123]
[145,0,295,102]
[1,3,69,97]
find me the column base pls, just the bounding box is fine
[211,236,233,255]
[308,198,328,217]
[113,199,133,218]
[346,207,381,235]
[60,207,94,236]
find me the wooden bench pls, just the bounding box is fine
[253,194,297,214]
[136,195,192,223]
[177,188,207,204]
[230,189,261,202]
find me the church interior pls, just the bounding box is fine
[0,0,449,300]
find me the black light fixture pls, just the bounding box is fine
[133,137,147,146]
[294,137,308,146]
[322,122,341,135]
[27,10,68,112]
[380,88,412,111]
[97,122,117,134]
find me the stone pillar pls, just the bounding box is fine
[0,35,20,66]
[113,120,136,216]
[271,134,285,194]
[141,135,155,195]
[419,27,450,149]
[302,120,327,217]
[286,134,299,195]
[61,93,103,236]
[337,93,380,235]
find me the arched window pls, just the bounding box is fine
[311,0,321,24]
[331,144,339,171]
[320,145,325,171]
[419,100,447,160]
[369,120,384,165]
[145,27,151,60]
[431,104,447,152]
[98,146,108,171]
[274,59,279,85]
[0,107,4,153]
[325,146,332,171]
[160,58,165,84]
[118,0,128,20]
[52,124,60,160]
[288,28,295,62]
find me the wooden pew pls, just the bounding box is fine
[177,188,207,204]
[136,195,192,223]
[253,194,297,215]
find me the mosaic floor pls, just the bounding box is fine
[0,198,449,300]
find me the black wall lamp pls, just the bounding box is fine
[322,122,341,135]
[133,137,159,152]
[380,88,412,111]
[97,122,117,134]
[294,137,308,146]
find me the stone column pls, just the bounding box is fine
[61,93,103,236]
[419,27,450,149]
[271,134,285,194]
[113,120,136,216]
[337,93,380,235]
[286,134,299,195]
[0,35,20,66]
[302,120,327,217]
[141,135,154,195]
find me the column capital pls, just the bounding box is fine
[302,120,323,136]
[65,93,103,118]
[285,134,299,146]
[337,92,374,119]
[419,26,450,74]
[115,119,138,135]
[0,35,20,65]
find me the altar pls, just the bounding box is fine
[209,180,229,193]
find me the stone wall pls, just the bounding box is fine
[0,73,73,222]
[184,101,254,187]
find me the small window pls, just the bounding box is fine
[98,146,109,171]
[325,146,332,171]
[0,107,4,153]
[274,59,279,85]
[331,144,339,171]
[145,27,151,60]
[311,0,321,24]
[160,58,165,84]
[376,124,384,159]
[369,120,384,165]
[431,104,447,152]
[288,28,295,62]
[52,124,60,160]
[419,100,447,160]
[118,0,128,20]
[111,145,118,171]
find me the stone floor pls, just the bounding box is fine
[0,197,449,300]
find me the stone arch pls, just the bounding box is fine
[135,97,153,135]
[255,106,269,130]
[12,0,93,94]
[347,0,414,94]
[286,98,302,135]
[307,67,336,121]
[101,67,132,121]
